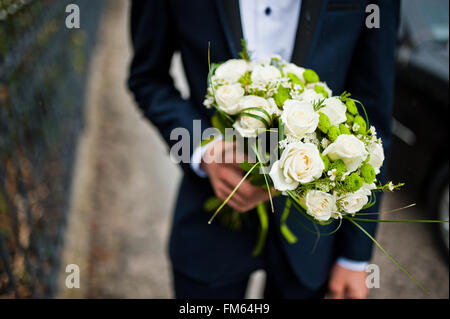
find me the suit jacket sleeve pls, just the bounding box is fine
[336,0,400,261]
[127,0,210,173]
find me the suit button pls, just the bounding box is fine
[306,11,311,22]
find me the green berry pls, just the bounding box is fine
[352,115,367,135]
[327,125,340,142]
[346,112,354,125]
[318,112,331,134]
[273,84,290,107]
[339,123,351,135]
[238,72,252,86]
[287,73,304,90]
[303,69,319,83]
[360,163,376,184]
[346,99,358,115]
[314,85,329,98]
[345,173,364,192]
[330,159,347,179]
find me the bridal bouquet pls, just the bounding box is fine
[202,43,447,291]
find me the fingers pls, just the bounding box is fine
[221,166,268,198]
[347,284,368,299]
[205,140,272,213]
[204,140,247,165]
[214,182,250,211]
[328,264,369,299]
[215,183,266,212]
[328,284,368,299]
[328,281,345,299]
[213,166,272,212]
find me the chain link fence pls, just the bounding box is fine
[0,0,103,298]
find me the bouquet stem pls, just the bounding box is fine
[252,203,269,256]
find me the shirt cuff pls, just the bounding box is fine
[190,135,223,178]
[336,257,369,272]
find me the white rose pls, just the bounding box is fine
[305,190,336,221]
[318,97,347,125]
[298,89,324,104]
[233,95,271,138]
[269,142,325,191]
[323,134,368,172]
[251,64,281,84]
[215,83,245,115]
[214,59,248,82]
[281,100,319,139]
[367,141,384,174]
[283,63,306,82]
[246,61,258,72]
[338,183,375,214]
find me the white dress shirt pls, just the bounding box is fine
[190,0,368,271]
[239,0,301,62]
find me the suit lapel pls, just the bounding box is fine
[215,0,326,64]
[214,0,243,58]
[291,0,326,66]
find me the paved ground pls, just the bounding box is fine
[60,0,448,299]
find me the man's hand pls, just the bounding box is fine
[201,139,271,212]
[328,263,369,299]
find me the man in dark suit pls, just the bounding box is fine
[128,0,400,299]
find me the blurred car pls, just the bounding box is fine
[388,0,449,259]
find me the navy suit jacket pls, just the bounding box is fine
[128,0,400,290]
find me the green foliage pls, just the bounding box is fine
[210,62,221,75]
[312,98,326,111]
[339,91,352,101]
[377,181,405,192]
[240,160,271,187]
[270,56,284,72]
[318,112,331,134]
[253,203,269,256]
[239,38,251,61]
[211,111,233,134]
[280,200,298,244]
[240,161,254,172]
[205,197,249,231]
[303,69,319,83]
[220,209,248,231]
[238,110,270,128]
[249,173,267,186]
[204,196,222,212]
